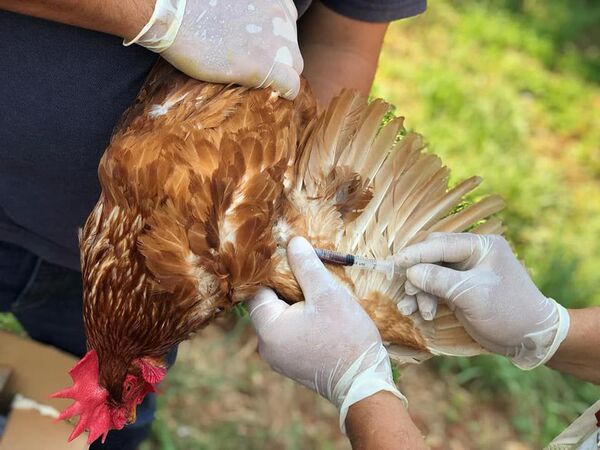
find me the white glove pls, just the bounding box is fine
[125,0,303,99]
[247,237,406,433]
[394,233,570,370]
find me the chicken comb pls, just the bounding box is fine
[51,349,125,444]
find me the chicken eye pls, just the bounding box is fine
[125,384,132,392]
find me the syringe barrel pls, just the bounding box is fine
[353,255,395,280]
[314,248,355,266]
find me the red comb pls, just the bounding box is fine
[51,350,125,444]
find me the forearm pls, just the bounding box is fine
[346,391,427,450]
[547,307,600,384]
[0,0,151,39]
[298,1,388,107]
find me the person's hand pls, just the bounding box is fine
[247,236,405,432]
[394,232,570,369]
[125,0,303,99]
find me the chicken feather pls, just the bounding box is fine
[57,60,505,443]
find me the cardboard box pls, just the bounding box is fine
[0,331,88,449]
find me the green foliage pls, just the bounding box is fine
[391,361,401,384]
[232,302,249,319]
[0,313,25,335]
[434,355,599,444]
[142,321,343,450]
[375,0,600,309]
[375,0,600,445]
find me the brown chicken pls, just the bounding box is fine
[53,60,505,444]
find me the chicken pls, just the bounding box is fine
[53,60,505,444]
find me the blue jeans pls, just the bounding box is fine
[0,241,176,449]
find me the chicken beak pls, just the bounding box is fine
[126,407,137,425]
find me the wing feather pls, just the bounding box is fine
[288,89,505,362]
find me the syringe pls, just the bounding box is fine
[313,248,398,280]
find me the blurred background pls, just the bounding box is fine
[2,0,599,448]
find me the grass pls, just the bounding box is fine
[373,0,600,444]
[0,313,24,335]
[139,319,348,450]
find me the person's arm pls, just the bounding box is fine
[247,237,426,448]
[547,307,600,384]
[297,1,388,107]
[346,392,428,450]
[0,0,303,99]
[0,0,150,40]
[394,232,600,384]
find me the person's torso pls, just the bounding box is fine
[0,11,159,269]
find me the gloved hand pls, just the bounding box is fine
[125,0,303,99]
[247,236,405,433]
[394,232,570,370]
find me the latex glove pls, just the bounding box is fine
[125,0,303,99]
[394,233,570,370]
[247,236,406,433]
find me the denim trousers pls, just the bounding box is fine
[0,241,177,450]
